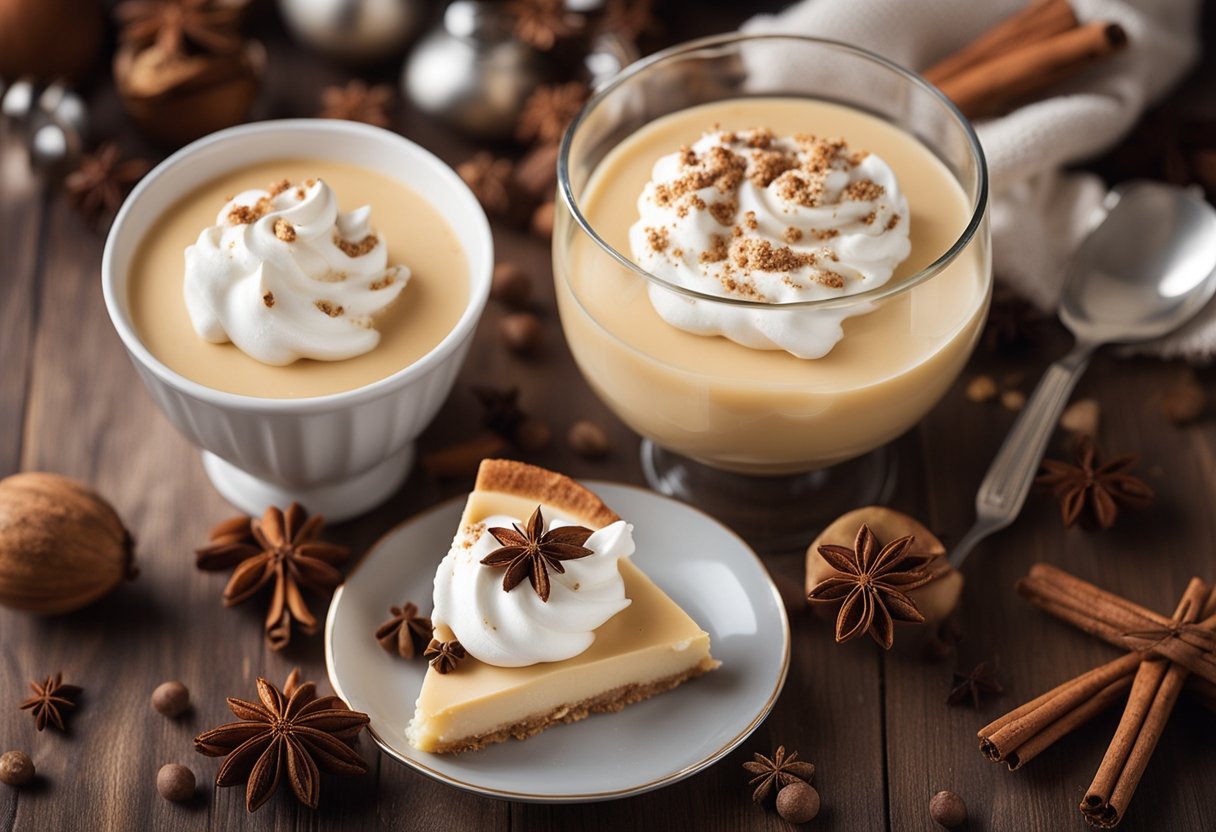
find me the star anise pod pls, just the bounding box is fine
[282,668,347,711]
[807,524,934,649]
[194,676,368,812]
[1035,436,1154,530]
[480,506,594,602]
[983,288,1044,352]
[472,385,527,440]
[742,745,815,803]
[318,80,394,128]
[457,152,515,216]
[117,0,244,55]
[424,639,466,674]
[195,503,351,651]
[946,660,1004,709]
[19,673,82,732]
[374,601,433,659]
[517,81,589,145]
[64,143,150,225]
[506,0,579,51]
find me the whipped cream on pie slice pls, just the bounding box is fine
[628,128,911,359]
[184,177,408,366]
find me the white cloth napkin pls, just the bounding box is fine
[744,0,1207,360]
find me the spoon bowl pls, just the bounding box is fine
[1062,182,1216,344]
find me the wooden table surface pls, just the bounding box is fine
[3,3,1216,831]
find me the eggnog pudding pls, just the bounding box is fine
[129,159,469,398]
[556,96,990,474]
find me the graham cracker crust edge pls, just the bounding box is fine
[425,657,720,754]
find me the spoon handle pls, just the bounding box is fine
[949,341,1096,568]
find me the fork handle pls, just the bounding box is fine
[949,341,1097,569]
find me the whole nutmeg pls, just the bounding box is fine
[776,781,820,824]
[0,0,103,83]
[1060,398,1100,437]
[151,681,190,718]
[0,750,34,787]
[568,420,610,459]
[491,263,533,309]
[500,313,543,356]
[1162,381,1206,425]
[156,763,195,803]
[531,201,555,238]
[964,375,997,403]
[930,789,967,828]
[999,389,1026,412]
[0,472,137,614]
[515,418,552,452]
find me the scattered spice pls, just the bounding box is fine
[568,420,610,458]
[1161,380,1206,424]
[157,763,196,802]
[273,218,296,242]
[424,639,466,674]
[965,374,998,403]
[491,262,533,309]
[1060,398,1100,437]
[506,0,579,50]
[777,781,821,824]
[480,506,594,602]
[19,673,81,732]
[116,0,243,55]
[374,601,433,659]
[514,417,552,451]
[983,288,1043,352]
[314,300,344,317]
[472,385,527,440]
[531,201,555,238]
[517,81,589,145]
[194,504,351,651]
[742,745,815,803]
[1035,436,1153,530]
[929,790,968,829]
[499,312,544,356]
[64,143,150,224]
[151,681,191,718]
[194,675,368,812]
[806,524,933,649]
[946,660,1004,709]
[318,80,393,128]
[458,153,515,216]
[0,751,34,787]
[1000,389,1026,412]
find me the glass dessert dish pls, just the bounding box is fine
[103,120,492,521]
[554,35,991,550]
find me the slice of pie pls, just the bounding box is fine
[406,459,719,753]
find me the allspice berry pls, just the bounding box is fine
[930,789,967,828]
[491,263,532,309]
[568,420,610,458]
[1162,382,1206,425]
[965,375,997,403]
[500,313,543,356]
[156,763,195,802]
[0,751,34,787]
[151,681,190,718]
[776,781,820,824]
[1000,389,1026,412]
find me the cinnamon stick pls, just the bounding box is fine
[935,21,1128,119]
[923,0,1079,85]
[1080,579,1212,828]
[979,652,1141,769]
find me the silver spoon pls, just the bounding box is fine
[950,181,1216,569]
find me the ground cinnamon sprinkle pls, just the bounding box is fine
[369,274,396,290]
[784,227,804,243]
[843,179,885,201]
[671,248,683,259]
[744,128,774,149]
[719,275,766,300]
[774,170,826,208]
[314,300,344,317]
[262,291,275,308]
[708,199,738,226]
[700,234,729,264]
[645,226,669,253]
[267,179,291,197]
[743,210,758,231]
[730,238,818,273]
[748,149,798,188]
[273,218,297,242]
[885,213,901,231]
[227,204,260,225]
[336,234,378,257]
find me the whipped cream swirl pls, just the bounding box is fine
[431,513,634,667]
[627,129,911,359]
[184,178,408,366]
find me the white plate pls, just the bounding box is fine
[325,481,790,802]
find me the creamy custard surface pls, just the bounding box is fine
[129,159,469,398]
[557,97,990,473]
